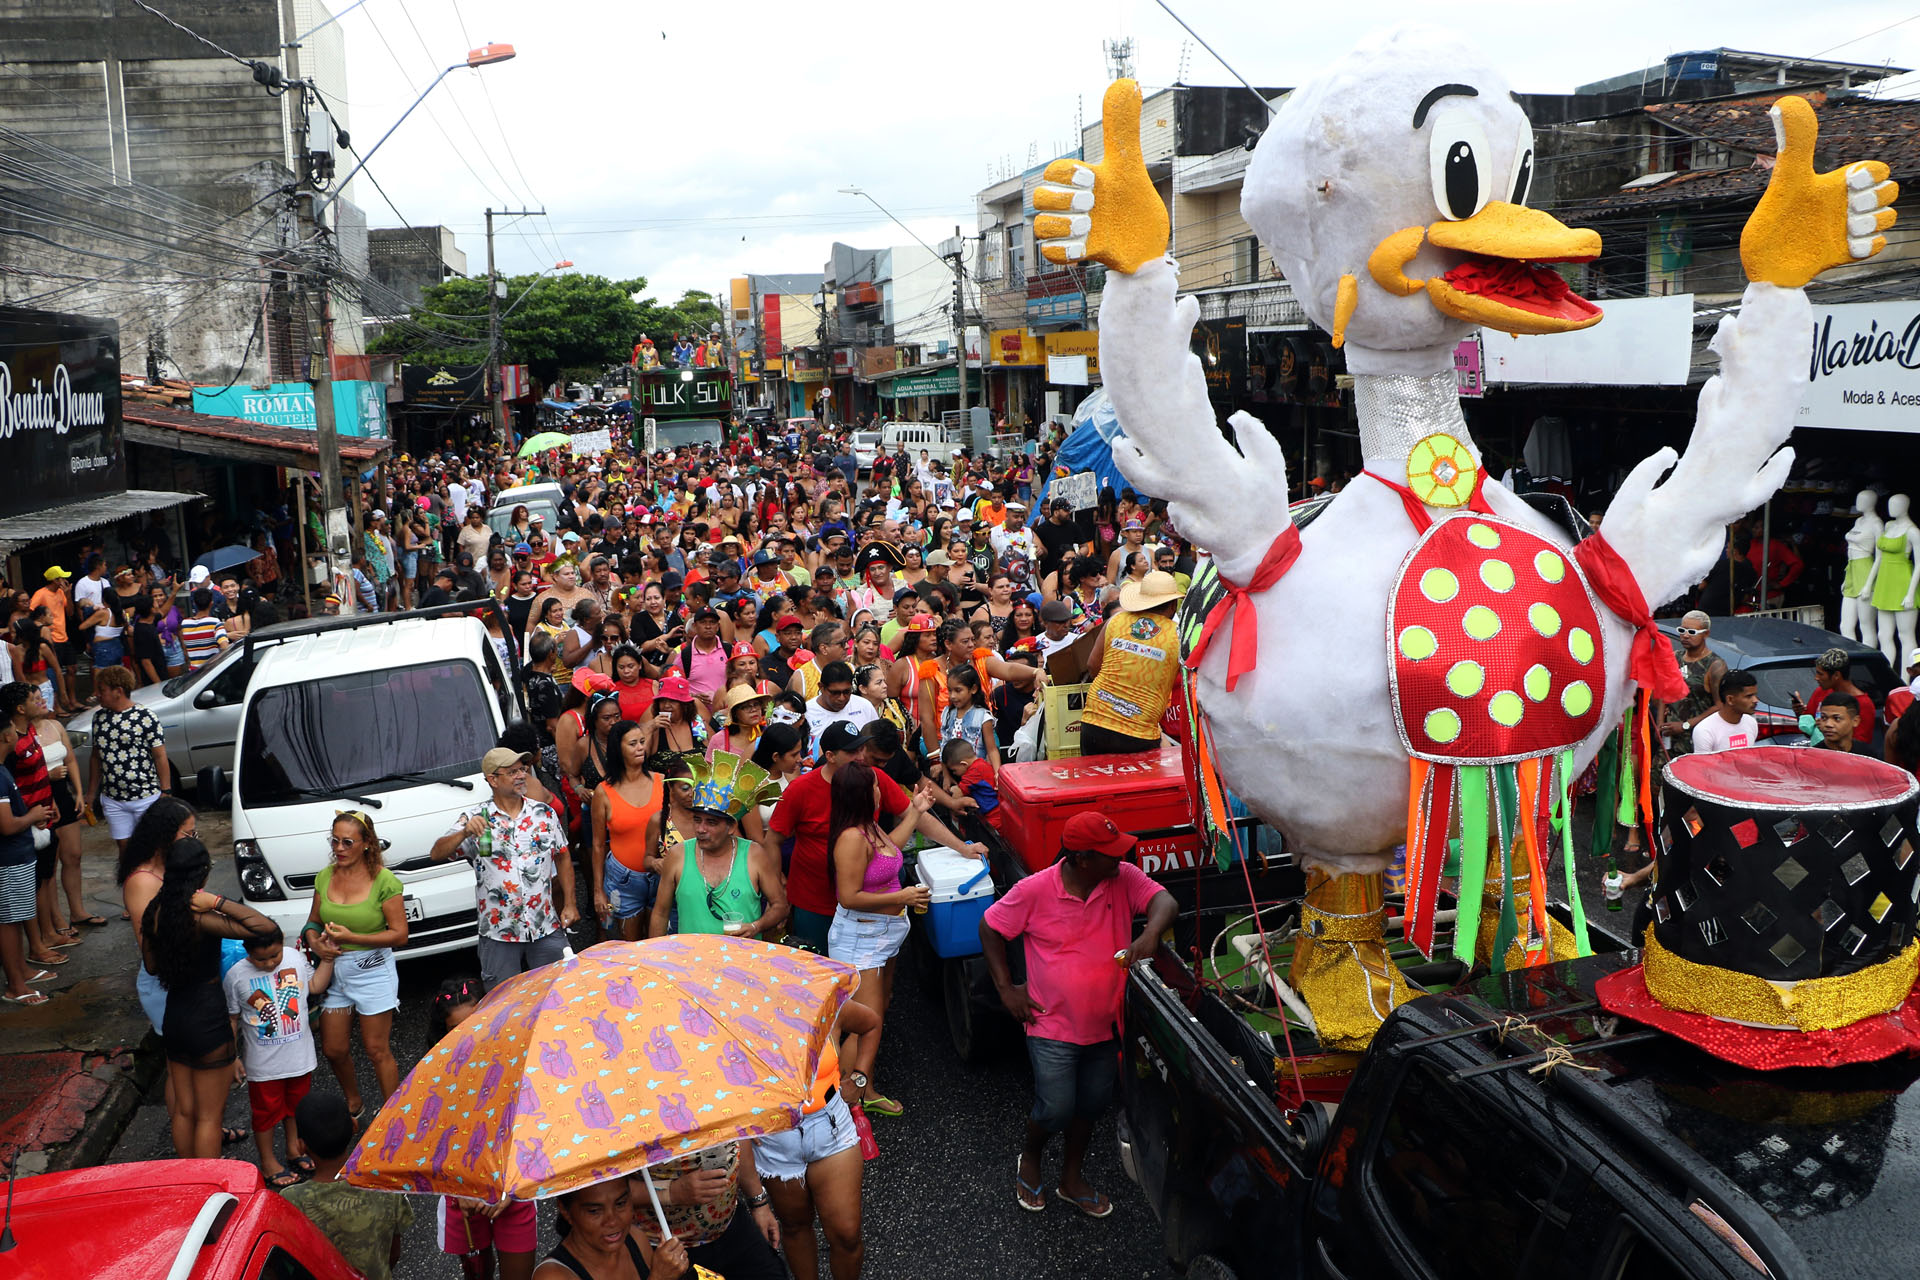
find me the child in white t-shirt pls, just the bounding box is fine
[224,924,332,1188]
[1691,669,1761,755]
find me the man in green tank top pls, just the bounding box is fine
[649,750,788,940]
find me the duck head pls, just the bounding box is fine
[1243,25,1602,377]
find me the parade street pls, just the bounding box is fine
[102,863,1162,1280]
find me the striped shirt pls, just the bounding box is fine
[179,615,227,670]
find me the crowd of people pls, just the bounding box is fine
[18,414,1192,1280]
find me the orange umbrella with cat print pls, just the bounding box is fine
[342,935,857,1233]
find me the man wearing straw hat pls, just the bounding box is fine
[1080,570,1183,757]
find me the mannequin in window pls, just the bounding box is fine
[1865,493,1920,669]
[1841,489,1882,646]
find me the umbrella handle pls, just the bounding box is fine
[643,1170,675,1240]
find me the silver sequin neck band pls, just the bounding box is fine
[1354,370,1473,468]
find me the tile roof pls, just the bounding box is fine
[1558,92,1920,220]
[123,403,390,462]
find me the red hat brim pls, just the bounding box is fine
[1595,963,1920,1070]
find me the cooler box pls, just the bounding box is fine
[997,745,1199,876]
[1042,682,1090,758]
[916,847,996,958]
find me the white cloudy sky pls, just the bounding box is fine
[338,0,1920,303]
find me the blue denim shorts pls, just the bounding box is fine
[90,636,125,669]
[1027,1036,1118,1131]
[604,859,657,919]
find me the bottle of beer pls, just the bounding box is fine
[1602,858,1625,911]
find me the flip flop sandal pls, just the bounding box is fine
[264,1169,302,1190]
[2,990,49,1006]
[289,1155,316,1176]
[26,968,56,983]
[1015,1157,1046,1212]
[74,916,109,928]
[863,1094,903,1117]
[221,1126,247,1146]
[28,954,67,966]
[1054,1188,1113,1219]
[47,937,81,949]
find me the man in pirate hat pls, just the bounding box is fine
[848,541,905,624]
[648,750,788,941]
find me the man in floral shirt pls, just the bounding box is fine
[430,746,576,990]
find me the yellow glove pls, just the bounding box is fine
[1032,79,1171,276]
[1741,95,1897,288]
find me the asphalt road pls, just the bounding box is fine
[106,912,1168,1280]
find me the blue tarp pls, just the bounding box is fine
[539,399,576,412]
[1035,389,1156,509]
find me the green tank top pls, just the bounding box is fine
[673,838,760,935]
[313,866,403,950]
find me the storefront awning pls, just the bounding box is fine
[0,488,202,557]
[124,404,392,469]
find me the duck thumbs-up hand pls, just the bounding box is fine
[1033,79,1170,275]
[1741,95,1896,289]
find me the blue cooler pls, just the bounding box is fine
[916,847,995,958]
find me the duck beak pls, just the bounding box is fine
[1422,202,1604,335]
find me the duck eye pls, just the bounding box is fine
[1511,134,1534,206]
[1428,116,1491,221]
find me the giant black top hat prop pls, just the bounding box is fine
[1596,746,1920,1069]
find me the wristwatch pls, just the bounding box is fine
[846,1070,869,1090]
[745,1190,771,1209]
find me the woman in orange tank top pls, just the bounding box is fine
[592,721,664,940]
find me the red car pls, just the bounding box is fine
[5,1159,362,1279]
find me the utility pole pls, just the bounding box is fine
[948,225,969,418]
[485,206,545,449]
[286,39,353,612]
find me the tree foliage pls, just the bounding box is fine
[369,275,727,382]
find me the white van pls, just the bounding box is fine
[487,481,567,542]
[882,421,963,466]
[215,606,525,957]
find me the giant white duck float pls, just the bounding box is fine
[1034,25,1897,1047]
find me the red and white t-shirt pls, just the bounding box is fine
[1692,713,1758,754]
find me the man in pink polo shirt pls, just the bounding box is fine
[980,812,1176,1219]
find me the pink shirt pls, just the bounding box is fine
[983,860,1165,1045]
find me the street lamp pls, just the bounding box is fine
[315,44,517,220]
[840,185,970,417]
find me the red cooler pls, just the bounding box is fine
[996,746,1199,876]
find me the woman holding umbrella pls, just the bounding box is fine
[534,1180,689,1280]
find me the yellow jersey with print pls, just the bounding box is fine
[1082,609,1179,738]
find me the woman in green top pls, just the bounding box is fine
[304,811,408,1120]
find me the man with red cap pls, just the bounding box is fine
[979,813,1176,1219]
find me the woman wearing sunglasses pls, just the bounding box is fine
[301,810,406,1123]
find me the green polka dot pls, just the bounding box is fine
[1446,660,1485,698]
[1524,664,1551,701]
[1488,691,1524,727]
[1462,605,1501,641]
[1466,523,1501,550]
[1398,625,1437,662]
[1528,602,1561,637]
[1425,707,1461,744]
[1562,680,1594,716]
[1568,628,1595,664]
[1420,567,1459,604]
[1480,559,1515,593]
[1534,549,1566,583]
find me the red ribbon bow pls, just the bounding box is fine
[1186,526,1303,692]
[1572,531,1688,702]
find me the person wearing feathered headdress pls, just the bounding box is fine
[648,750,787,941]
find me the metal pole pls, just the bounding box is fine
[485,208,546,450]
[1760,502,1773,610]
[487,207,504,447]
[951,225,968,419]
